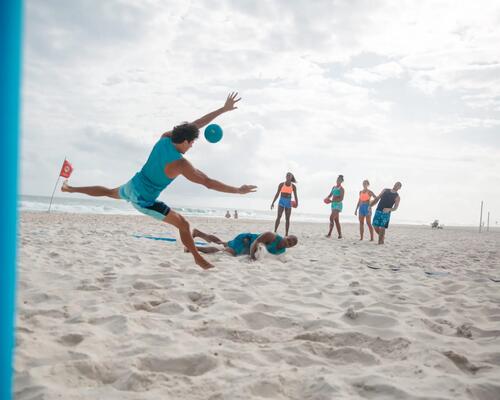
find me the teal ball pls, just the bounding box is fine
[204,124,223,143]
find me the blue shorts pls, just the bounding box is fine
[278,197,292,209]
[372,210,391,228]
[119,180,171,221]
[359,203,371,217]
[227,233,259,256]
[331,201,342,212]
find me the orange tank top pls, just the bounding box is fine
[359,191,371,202]
[281,183,293,194]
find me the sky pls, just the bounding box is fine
[21,0,500,226]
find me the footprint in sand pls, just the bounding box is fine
[58,333,85,346]
[88,315,128,334]
[300,342,380,366]
[193,325,270,344]
[295,331,410,359]
[76,279,102,291]
[187,291,215,308]
[241,311,296,330]
[112,370,155,392]
[138,354,217,376]
[132,280,162,290]
[443,350,489,375]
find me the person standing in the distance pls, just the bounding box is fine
[354,179,376,241]
[225,210,231,219]
[370,182,402,244]
[233,210,238,219]
[62,92,256,270]
[325,174,344,238]
[271,172,298,236]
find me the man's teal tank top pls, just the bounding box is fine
[266,235,286,255]
[131,137,183,205]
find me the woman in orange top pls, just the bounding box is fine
[354,179,376,241]
[271,172,298,236]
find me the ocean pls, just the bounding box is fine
[19,195,439,226]
[19,195,331,224]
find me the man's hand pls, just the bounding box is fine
[238,185,257,194]
[271,203,274,210]
[222,92,241,112]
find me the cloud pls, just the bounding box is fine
[21,0,500,225]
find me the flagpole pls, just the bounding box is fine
[48,158,64,213]
[479,200,483,233]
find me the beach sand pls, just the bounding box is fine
[15,211,500,399]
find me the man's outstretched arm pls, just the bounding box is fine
[250,232,275,260]
[172,158,257,194]
[192,92,241,129]
[161,92,241,138]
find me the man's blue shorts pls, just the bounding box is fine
[372,210,391,228]
[119,179,171,221]
[227,233,259,256]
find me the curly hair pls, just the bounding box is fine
[171,122,199,144]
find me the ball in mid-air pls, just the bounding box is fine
[204,124,223,143]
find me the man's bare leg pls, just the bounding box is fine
[378,228,385,245]
[187,245,236,256]
[61,180,120,199]
[164,211,214,269]
[192,228,226,245]
[192,246,221,254]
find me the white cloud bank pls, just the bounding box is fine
[21,0,500,226]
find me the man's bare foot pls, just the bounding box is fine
[195,257,214,270]
[61,180,71,192]
[338,235,342,239]
[192,228,201,238]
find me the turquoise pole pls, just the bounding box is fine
[0,1,22,399]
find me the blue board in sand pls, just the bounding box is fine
[133,234,207,246]
[366,265,400,272]
[424,271,450,277]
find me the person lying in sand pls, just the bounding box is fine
[191,229,298,260]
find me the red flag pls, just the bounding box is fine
[59,159,73,178]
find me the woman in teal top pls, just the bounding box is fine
[324,174,345,238]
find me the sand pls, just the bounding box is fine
[15,211,500,399]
